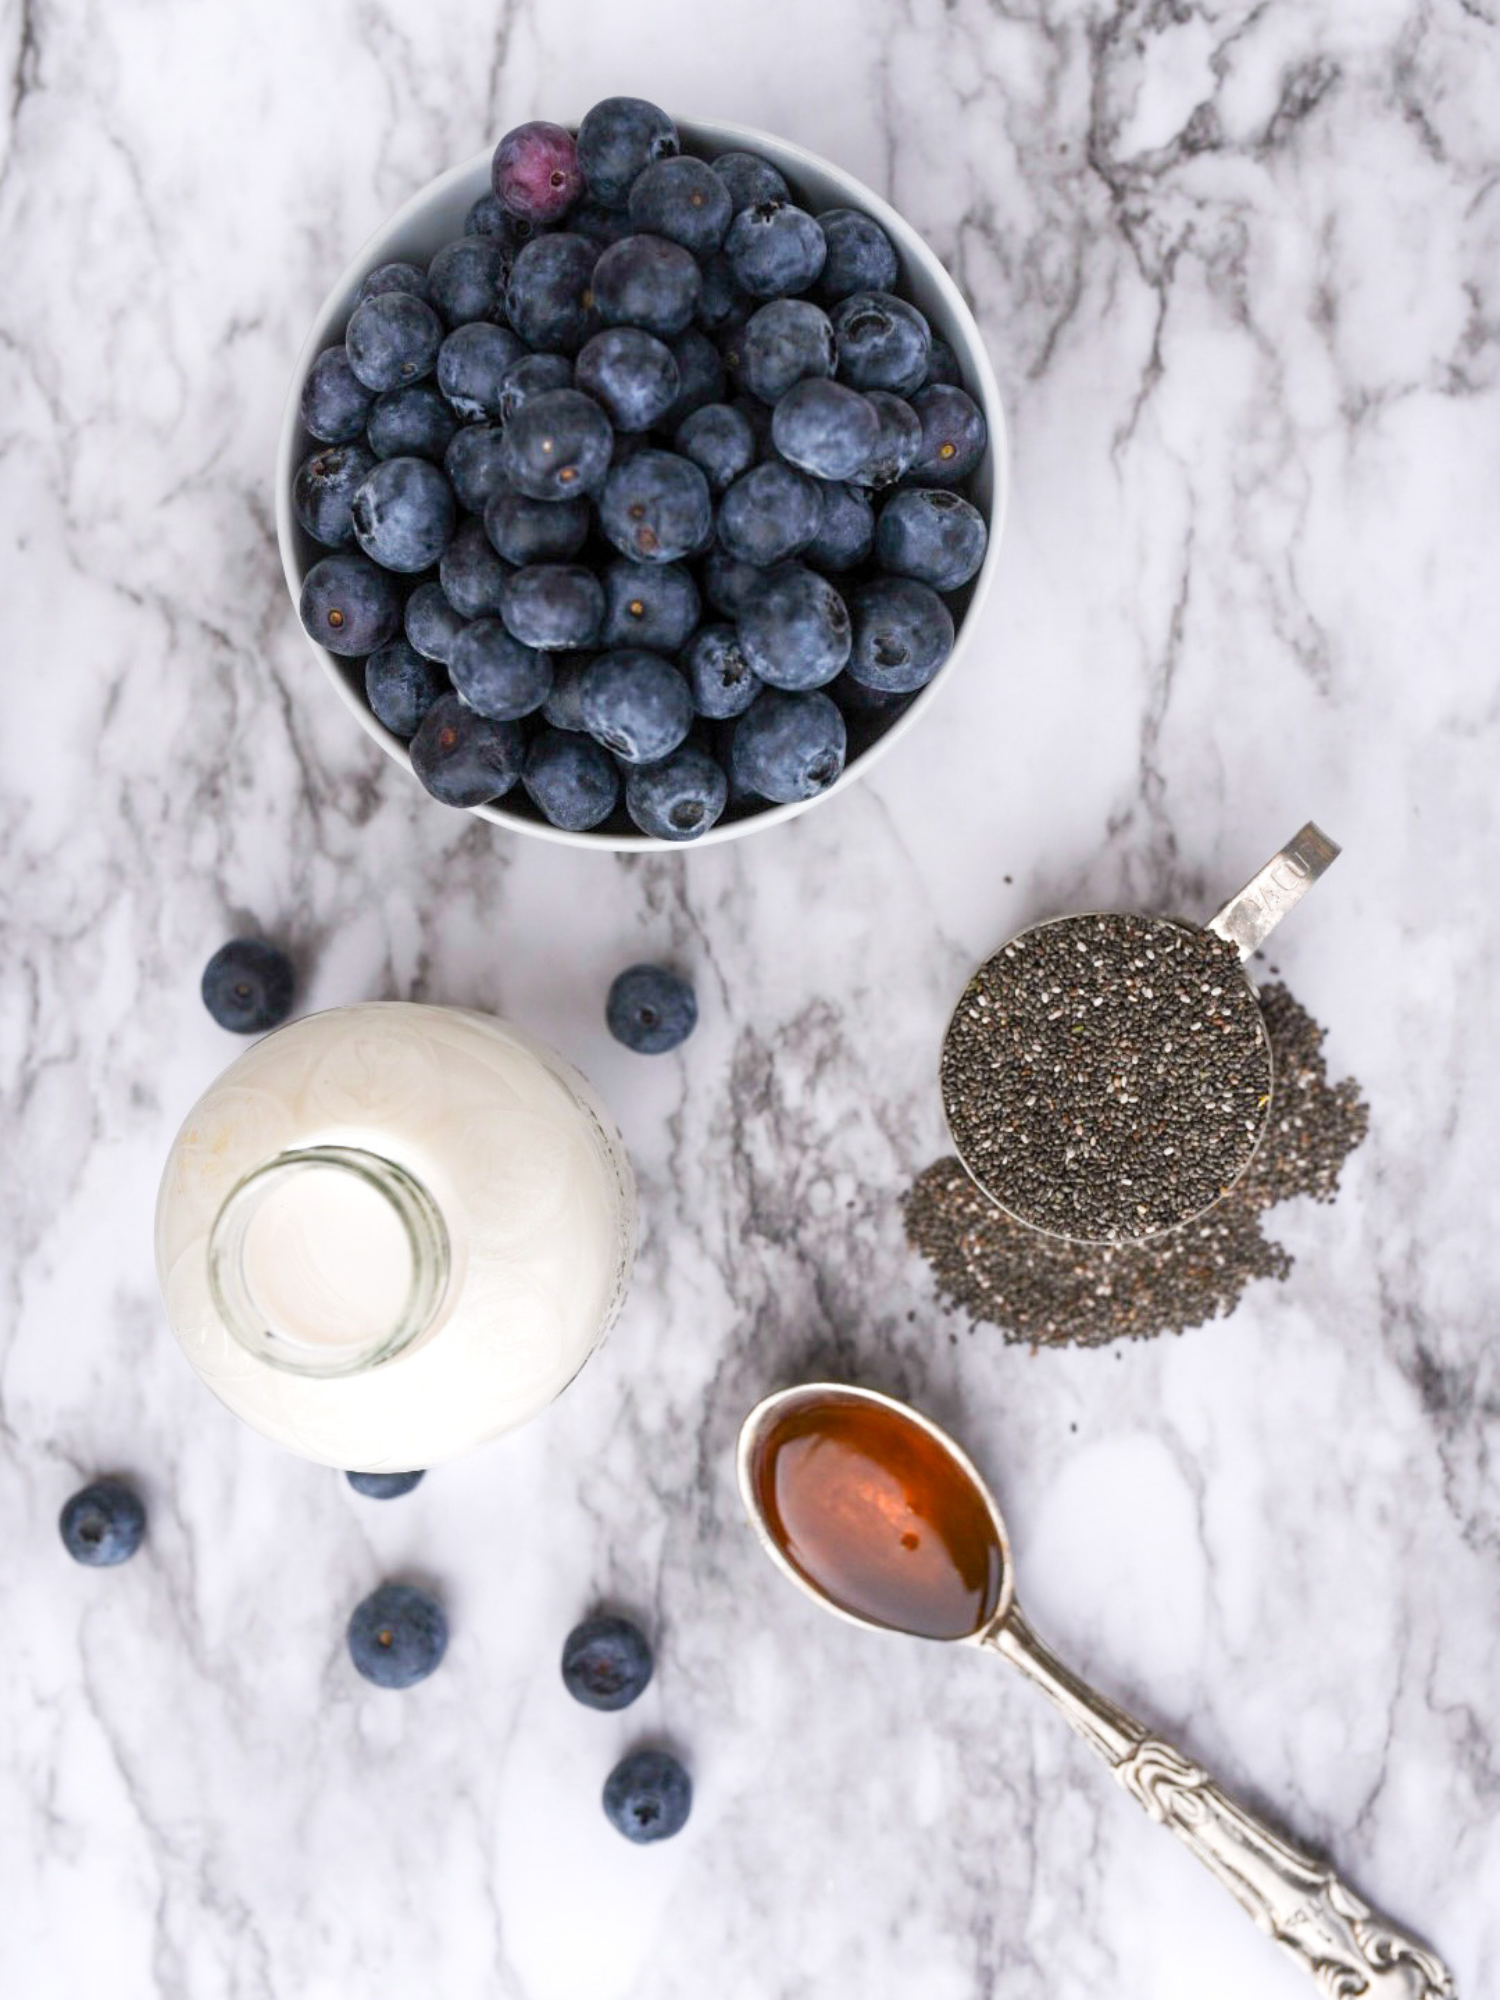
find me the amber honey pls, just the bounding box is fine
[752,1394,1004,1640]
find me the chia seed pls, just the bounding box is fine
[940,914,1272,1243]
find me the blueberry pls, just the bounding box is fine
[909,383,987,484]
[921,337,962,389]
[813,208,899,302]
[350,455,456,573]
[577,96,679,210]
[568,199,636,248]
[59,1480,146,1566]
[301,344,375,443]
[831,671,913,724]
[804,479,874,570]
[875,487,988,590]
[522,728,620,830]
[293,442,377,547]
[448,618,551,718]
[367,382,459,462]
[345,1469,425,1498]
[711,150,790,213]
[683,622,762,718]
[700,546,762,617]
[497,351,574,425]
[599,450,711,565]
[831,290,931,394]
[465,190,530,246]
[852,390,922,489]
[626,743,728,841]
[427,237,509,328]
[674,402,756,492]
[501,388,614,501]
[732,689,847,803]
[716,461,824,567]
[730,392,775,459]
[591,234,702,338]
[405,578,469,663]
[504,234,600,353]
[847,575,954,692]
[561,1613,654,1708]
[575,326,679,432]
[357,260,432,306]
[580,651,693,764]
[541,651,594,731]
[628,155,732,255]
[444,422,511,512]
[603,1749,692,1844]
[660,328,725,429]
[695,250,750,332]
[442,515,514,618]
[409,692,526,807]
[347,1581,448,1689]
[600,560,700,651]
[726,200,827,299]
[437,322,526,422]
[344,291,443,393]
[740,298,836,405]
[365,638,448,737]
[299,551,403,655]
[492,119,583,226]
[606,964,697,1052]
[201,938,295,1034]
[484,483,590,566]
[500,563,604,650]
[737,562,851,690]
[771,377,880,481]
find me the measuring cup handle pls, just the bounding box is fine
[1206,823,1341,962]
[986,1611,1454,1997]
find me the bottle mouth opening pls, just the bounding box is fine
[207,1146,449,1378]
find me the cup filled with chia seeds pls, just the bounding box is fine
[939,825,1340,1246]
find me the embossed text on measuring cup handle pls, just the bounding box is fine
[1206,822,1341,963]
[987,1610,1454,1998]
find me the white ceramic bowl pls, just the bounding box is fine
[276,117,1009,850]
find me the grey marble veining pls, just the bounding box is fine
[2,1,1499,1995]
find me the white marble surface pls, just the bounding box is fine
[2,1,1498,1995]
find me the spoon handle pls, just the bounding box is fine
[987,1611,1454,1996]
[1205,821,1340,962]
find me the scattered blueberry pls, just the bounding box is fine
[484,483,590,566]
[357,260,432,306]
[847,575,955,692]
[577,97,679,210]
[695,249,749,331]
[726,200,827,299]
[606,965,697,1053]
[344,291,443,393]
[740,298,836,405]
[674,401,756,492]
[591,233,702,338]
[448,618,552,719]
[299,551,403,655]
[628,155,732,255]
[731,688,847,803]
[626,742,728,840]
[437,321,526,421]
[427,236,508,327]
[523,728,620,831]
[921,336,962,388]
[737,562,851,690]
[831,290,931,394]
[497,350,575,424]
[504,233,600,353]
[852,390,922,489]
[492,120,583,226]
[409,692,526,807]
[500,564,605,650]
[661,328,725,428]
[580,650,693,763]
[202,938,295,1034]
[599,450,711,564]
[561,1614,654,1709]
[712,150,790,213]
[345,1469,425,1499]
[501,388,614,501]
[701,545,762,617]
[540,651,594,731]
[347,1581,448,1689]
[804,479,874,570]
[350,455,456,572]
[602,1749,692,1843]
[683,622,762,718]
[575,326,680,432]
[716,460,824,566]
[444,422,511,512]
[367,382,459,462]
[300,345,375,443]
[293,442,377,547]
[365,639,448,737]
[909,383,987,484]
[770,376,880,481]
[814,208,899,302]
[405,578,469,663]
[600,559,700,651]
[875,487,988,590]
[59,1480,146,1567]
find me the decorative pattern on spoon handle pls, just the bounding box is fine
[989,1611,1454,1998]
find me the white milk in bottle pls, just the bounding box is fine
[155,1003,636,1469]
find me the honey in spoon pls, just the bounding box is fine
[750,1394,1004,1640]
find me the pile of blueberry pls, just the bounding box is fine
[294,96,990,840]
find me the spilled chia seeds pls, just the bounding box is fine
[906,984,1368,1348]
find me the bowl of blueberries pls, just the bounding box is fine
[277,97,1007,847]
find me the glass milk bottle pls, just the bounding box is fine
[155,1003,636,1470]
